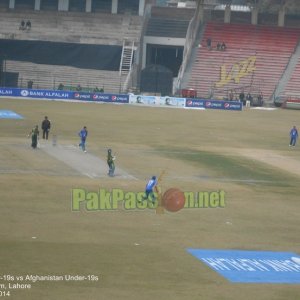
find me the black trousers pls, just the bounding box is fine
[43,129,49,140]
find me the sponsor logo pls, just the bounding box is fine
[74,93,91,100]
[216,55,257,88]
[92,94,110,101]
[187,249,300,284]
[186,100,204,107]
[21,90,29,97]
[0,89,13,95]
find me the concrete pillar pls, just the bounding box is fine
[9,0,15,9]
[138,0,145,16]
[58,0,69,11]
[224,4,231,24]
[111,0,118,14]
[86,0,92,13]
[251,6,258,25]
[199,4,204,24]
[278,6,286,27]
[34,0,41,11]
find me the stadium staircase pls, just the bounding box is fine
[119,40,136,92]
[183,22,300,101]
[277,42,300,98]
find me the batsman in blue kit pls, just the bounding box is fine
[78,126,88,152]
[289,125,298,147]
[142,176,157,203]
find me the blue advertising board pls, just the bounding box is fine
[0,88,72,99]
[0,88,241,110]
[0,88,129,103]
[185,99,242,111]
[187,249,300,284]
[19,88,71,99]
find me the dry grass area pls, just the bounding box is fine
[0,98,299,300]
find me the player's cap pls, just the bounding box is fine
[152,176,156,180]
[108,149,112,152]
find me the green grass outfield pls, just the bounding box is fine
[0,98,299,300]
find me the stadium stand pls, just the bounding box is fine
[0,10,142,45]
[185,22,300,100]
[0,8,142,93]
[5,60,125,93]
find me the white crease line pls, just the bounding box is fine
[83,172,95,179]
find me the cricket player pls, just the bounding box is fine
[142,176,157,203]
[78,126,88,152]
[29,125,39,149]
[107,149,116,177]
[289,125,298,147]
[41,116,51,140]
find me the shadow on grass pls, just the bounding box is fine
[156,147,297,187]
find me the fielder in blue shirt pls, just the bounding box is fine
[289,125,298,147]
[78,126,88,152]
[142,176,157,203]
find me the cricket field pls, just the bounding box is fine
[0,98,299,299]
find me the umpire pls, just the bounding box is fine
[41,116,51,140]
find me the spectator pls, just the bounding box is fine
[99,87,104,93]
[246,92,253,105]
[221,42,227,51]
[27,80,33,89]
[57,83,64,90]
[229,89,234,101]
[257,92,263,106]
[239,90,245,105]
[206,38,212,50]
[76,84,82,91]
[93,87,100,92]
[25,20,31,30]
[216,42,221,51]
[19,20,25,30]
